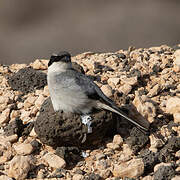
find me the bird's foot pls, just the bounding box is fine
[81,114,92,133]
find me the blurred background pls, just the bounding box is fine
[0,0,180,65]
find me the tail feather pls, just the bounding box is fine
[96,101,149,131]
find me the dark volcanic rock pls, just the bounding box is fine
[165,136,180,152]
[139,150,160,174]
[22,122,34,136]
[158,136,180,162]
[55,146,81,163]
[30,140,42,151]
[4,118,34,138]
[7,67,47,93]
[4,118,24,137]
[34,97,117,148]
[154,165,175,180]
[125,127,149,153]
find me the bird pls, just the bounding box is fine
[47,51,149,132]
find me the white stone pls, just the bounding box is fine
[10,110,20,120]
[106,143,120,150]
[35,95,45,109]
[149,134,164,149]
[175,150,180,158]
[118,84,132,95]
[3,92,14,102]
[17,102,24,109]
[43,153,66,169]
[173,113,180,123]
[177,84,180,91]
[0,103,6,112]
[173,50,180,72]
[6,155,34,180]
[120,76,138,86]
[118,152,132,162]
[172,176,180,180]
[20,109,30,120]
[31,59,48,70]
[24,96,37,109]
[72,174,84,180]
[176,166,180,172]
[133,92,156,123]
[174,49,180,57]
[29,127,37,137]
[101,84,113,97]
[108,77,120,86]
[13,143,34,155]
[148,84,160,97]
[0,135,12,148]
[113,134,123,146]
[0,108,10,124]
[113,158,144,178]
[9,63,27,70]
[122,144,133,156]
[166,97,180,114]
[0,96,9,105]
[30,106,38,116]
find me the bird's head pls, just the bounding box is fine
[48,51,71,67]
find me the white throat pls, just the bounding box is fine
[48,61,71,74]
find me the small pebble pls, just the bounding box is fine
[0,108,10,124]
[108,77,120,86]
[100,84,113,97]
[35,95,45,110]
[31,59,48,70]
[13,143,34,155]
[118,84,132,95]
[43,153,66,169]
[113,134,123,146]
[106,143,120,150]
[166,97,180,114]
[72,174,84,180]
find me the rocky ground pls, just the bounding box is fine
[0,44,180,180]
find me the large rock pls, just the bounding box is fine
[34,97,117,148]
[7,67,47,94]
[6,155,34,180]
[113,158,144,178]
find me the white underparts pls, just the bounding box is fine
[81,114,92,133]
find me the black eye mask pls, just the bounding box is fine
[48,53,71,67]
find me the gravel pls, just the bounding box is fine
[0,44,180,179]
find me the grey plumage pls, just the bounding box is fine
[47,51,149,131]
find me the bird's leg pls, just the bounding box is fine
[80,114,92,133]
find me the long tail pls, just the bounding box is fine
[96,101,149,132]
